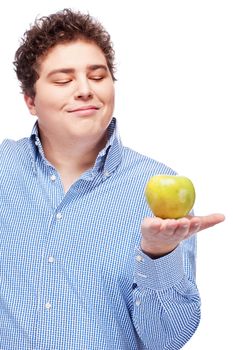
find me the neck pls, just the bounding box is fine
[40,133,108,192]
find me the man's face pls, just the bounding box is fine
[25,40,115,145]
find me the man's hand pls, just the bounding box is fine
[140,214,225,258]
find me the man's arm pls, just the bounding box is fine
[132,237,199,350]
[131,214,224,349]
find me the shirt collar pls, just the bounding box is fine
[29,117,123,177]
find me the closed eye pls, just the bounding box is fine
[54,80,72,85]
[90,76,104,81]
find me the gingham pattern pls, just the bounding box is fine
[0,118,200,350]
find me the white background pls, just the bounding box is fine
[0,1,232,348]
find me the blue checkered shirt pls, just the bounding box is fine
[0,118,200,349]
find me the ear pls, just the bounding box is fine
[24,94,37,116]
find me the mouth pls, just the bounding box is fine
[68,105,100,112]
[67,105,100,116]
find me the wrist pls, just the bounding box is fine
[140,241,178,259]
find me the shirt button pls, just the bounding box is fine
[103,170,110,177]
[135,299,141,306]
[56,212,62,220]
[45,302,52,310]
[48,256,55,263]
[136,255,144,262]
[50,174,56,181]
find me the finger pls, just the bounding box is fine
[188,218,201,234]
[142,217,179,237]
[141,217,163,234]
[190,213,225,232]
[174,219,191,238]
[160,219,178,236]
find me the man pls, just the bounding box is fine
[0,8,224,350]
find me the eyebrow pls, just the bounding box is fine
[46,65,108,78]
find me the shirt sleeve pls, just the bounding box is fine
[132,235,201,350]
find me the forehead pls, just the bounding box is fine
[38,40,108,74]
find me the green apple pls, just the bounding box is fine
[145,175,196,219]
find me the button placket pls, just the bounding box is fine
[44,215,60,313]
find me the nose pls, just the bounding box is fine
[74,77,93,100]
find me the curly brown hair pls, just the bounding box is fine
[14,8,116,97]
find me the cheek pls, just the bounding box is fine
[104,86,115,107]
[34,90,61,111]
[96,81,114,103]
[33,97,56,120]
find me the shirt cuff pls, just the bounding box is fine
[134,245,184,291]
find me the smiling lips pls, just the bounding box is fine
[68,105,100,116]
